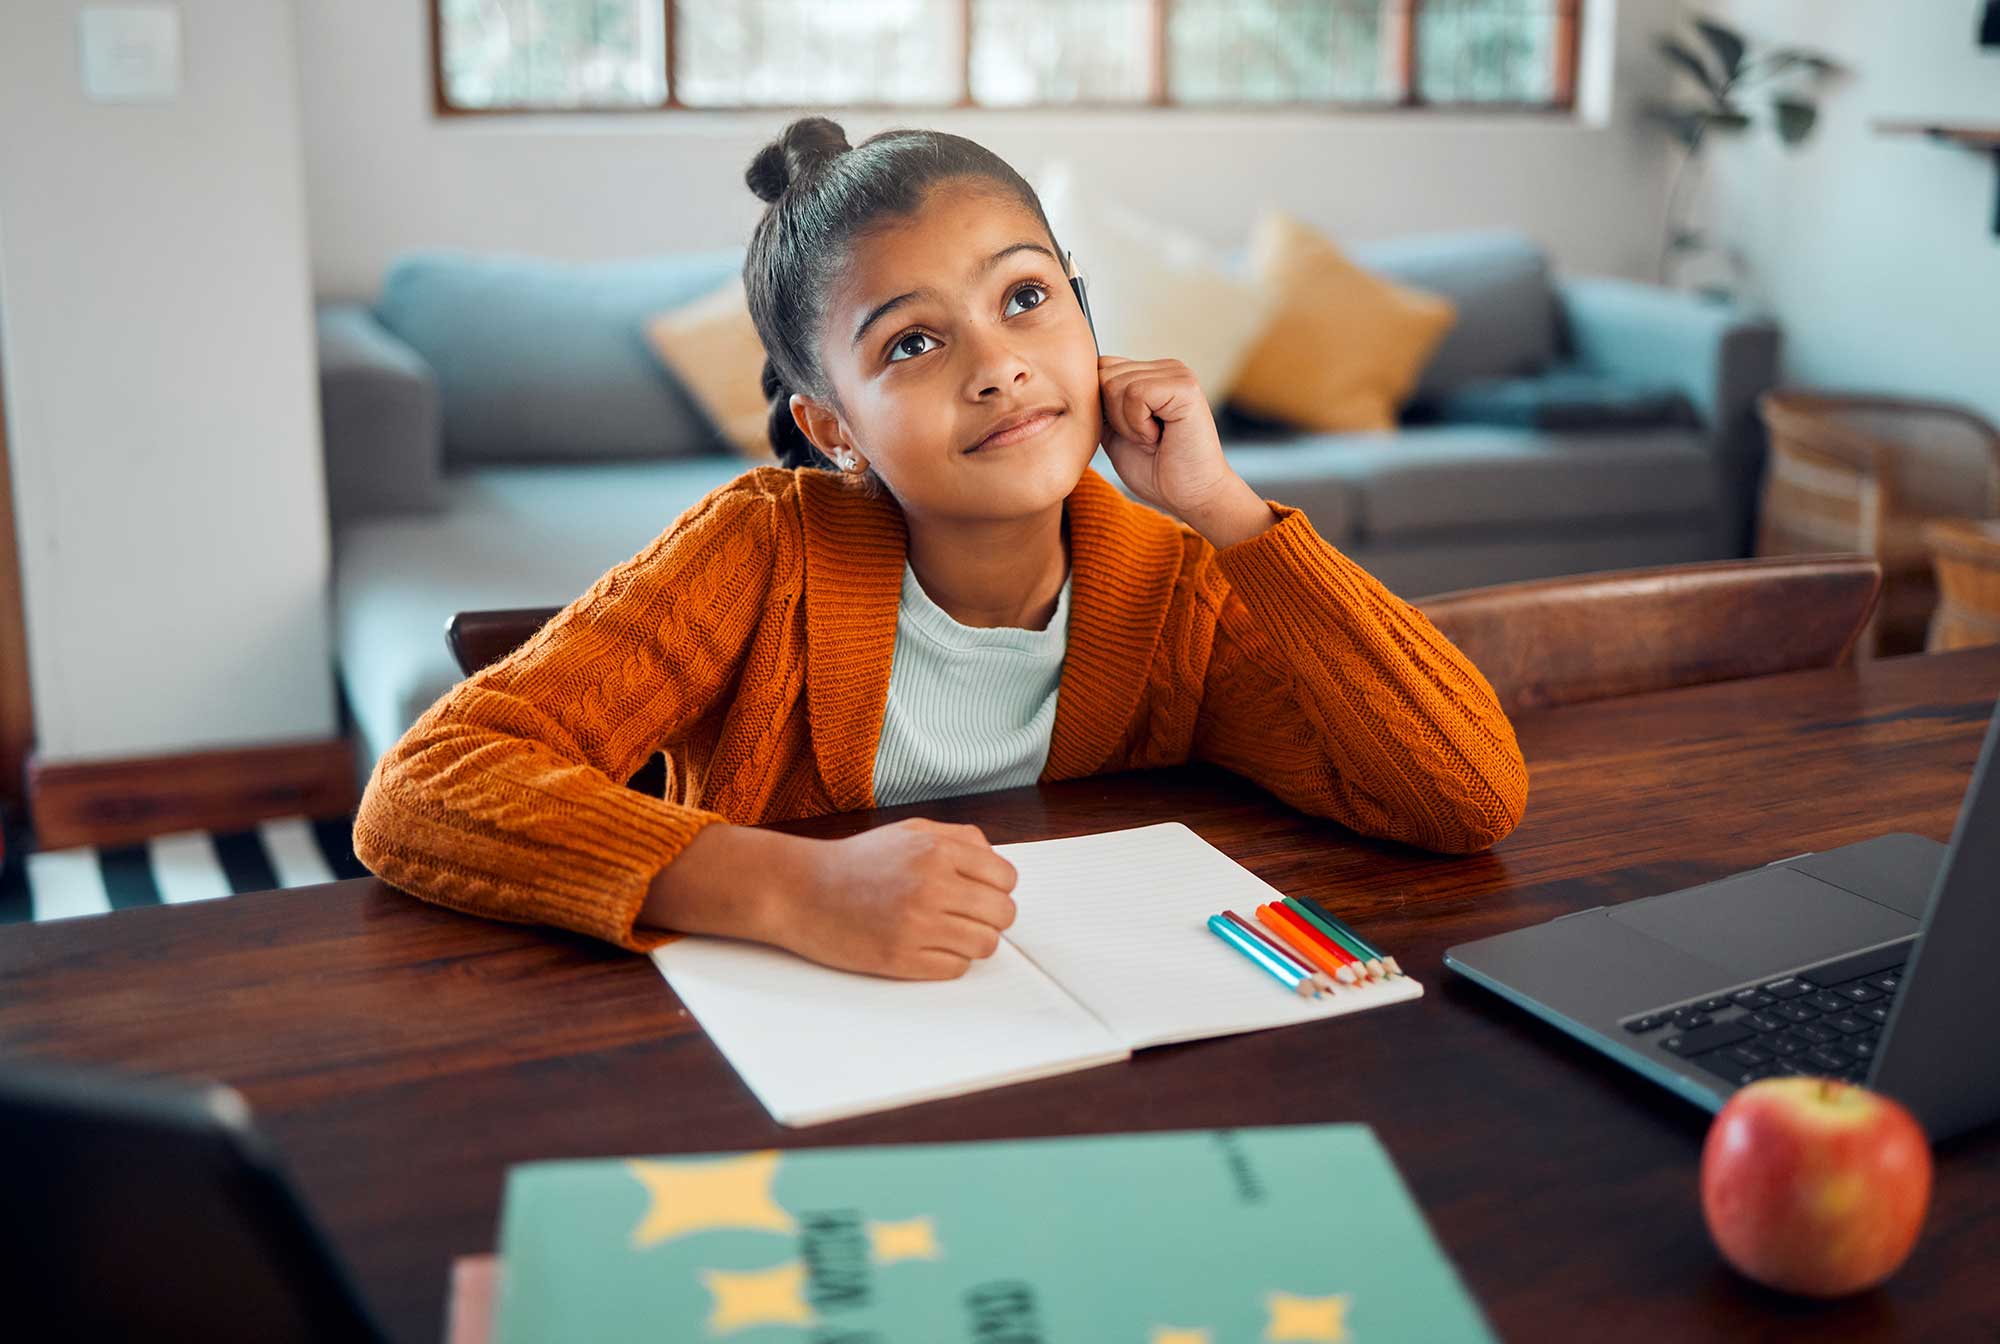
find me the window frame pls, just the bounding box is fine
[429,0,1581,118]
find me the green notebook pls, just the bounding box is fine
[494,1123,1495,1342]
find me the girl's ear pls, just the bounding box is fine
[789,393,865,470]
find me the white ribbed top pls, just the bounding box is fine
[870,557,1073,808]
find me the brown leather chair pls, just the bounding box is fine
[445,606,664,795]
[1415,554,1883,716]
[1756,390,2000,658]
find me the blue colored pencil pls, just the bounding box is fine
[1223,910,1341,993]
[1207,914,1315,997]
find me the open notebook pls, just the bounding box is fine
[650,821,1422,1126]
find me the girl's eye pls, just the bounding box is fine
[888,328,940,360]
[1008,282,1056,316]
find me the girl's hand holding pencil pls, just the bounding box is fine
[778,818,1020,981]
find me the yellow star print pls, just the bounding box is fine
[625,1151,796,1248]
[700,1259,815,1334]
[867,1217,941,1265]
[1266,1291,1351,1342]
[1151,1329,1214,1344]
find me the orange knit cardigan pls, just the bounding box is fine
[353,463,1529,953]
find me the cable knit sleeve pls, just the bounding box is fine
[351,475,783,952]
[1189,499,1529,853]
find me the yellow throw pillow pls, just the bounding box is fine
[644,274,775,461]
[1228,210,1456,434]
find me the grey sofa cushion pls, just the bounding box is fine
[1349,233,1558,400]
[316,304,444,523]
[1426,365,1698,431]
[374,248,746,465]
[1220,425,1718,543]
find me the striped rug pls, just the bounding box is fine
[0,813,371,927]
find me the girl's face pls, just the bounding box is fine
[793,181,1102,523]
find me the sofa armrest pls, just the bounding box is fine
[316,302,444,525]
[1557,277,1782,554]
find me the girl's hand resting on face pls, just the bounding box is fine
[1096,355,1239,523]
[779,818,1019,980]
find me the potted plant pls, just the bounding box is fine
[1647,14,1845,297]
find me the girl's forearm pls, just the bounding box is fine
[638,822,816,943]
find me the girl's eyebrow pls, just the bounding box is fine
[850,241,1059,350]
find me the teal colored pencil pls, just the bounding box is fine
[1295,895,1404,978]
[1207,914,1316,998]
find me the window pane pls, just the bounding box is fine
[970,0,1152,107]
[675,0,959,106]
[1171,0,1395,104]
[1417,0,1559,103]
[440,0,666,109]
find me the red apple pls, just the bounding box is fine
[1700,1076,1933,1297]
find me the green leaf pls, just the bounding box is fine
[1693,18,1747,79]
[1645,103,1711,150]
[1772,97,1818,145]
[1657,36,1719,98]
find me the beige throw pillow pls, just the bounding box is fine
[644,274,775,461]
[1031,159,1279,409]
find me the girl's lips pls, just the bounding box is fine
[968,410,1061,453]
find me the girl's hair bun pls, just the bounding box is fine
[745,116,853,205]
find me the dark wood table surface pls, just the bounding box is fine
[5,647,1999,1343]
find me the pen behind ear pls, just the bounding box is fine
[1065,250,1099,354]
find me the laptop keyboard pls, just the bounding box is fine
[1619,941,1911,1091]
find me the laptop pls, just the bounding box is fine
[1445,695,2000,1142]
[0,1060,389,1343]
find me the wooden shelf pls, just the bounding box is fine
[1873,120,2000,234]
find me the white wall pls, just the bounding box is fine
[0,1,337,763]
[1689,0,2000,424]
[300,0,1679,302]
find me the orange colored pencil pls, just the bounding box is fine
[1254,903,1359,986]
[1266,901,1372,981]
[1276,899,1384,982]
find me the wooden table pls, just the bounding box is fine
[5,648,1999,1342]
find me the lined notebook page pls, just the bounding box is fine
[996,822,1423,1049]
[650,935,1127,1128]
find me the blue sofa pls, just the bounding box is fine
[316,233,1780,787]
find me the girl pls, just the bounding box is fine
[352,117,1529,981]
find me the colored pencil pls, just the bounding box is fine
[1264,901,1369,982]
[1254,904,1359,986]
[1207,915,1315,998]
[1295,894,1404,978]
[1223,910,1338,994]
[1282,898,1386,981]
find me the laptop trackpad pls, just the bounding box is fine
[1607,866,1919,982]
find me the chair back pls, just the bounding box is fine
[446,607,563,679]
[1415,554,1883,715]
[444,606,663,796]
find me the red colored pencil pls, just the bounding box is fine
[1266,901,1374,980]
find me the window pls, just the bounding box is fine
[432,1,1580,115]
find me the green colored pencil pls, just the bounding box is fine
[1295,894,1403,979]
[1281,898,1384,980]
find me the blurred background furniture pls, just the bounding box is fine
[1754,390,2000,659]
[1417,555,1882,715]
[320,232,1782,787]
[1923,518,2000,652]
